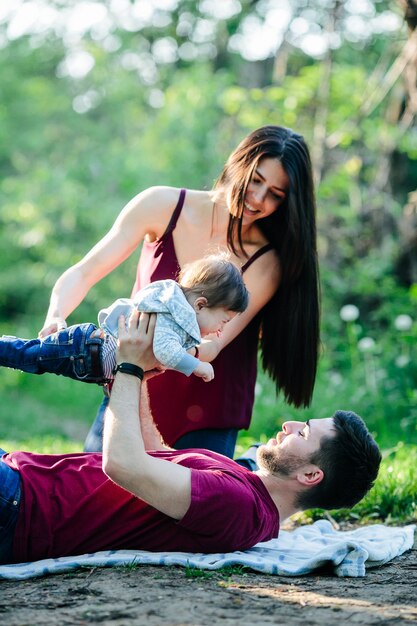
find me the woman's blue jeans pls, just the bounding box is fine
[0,450,21,564]
[84,395,240,459]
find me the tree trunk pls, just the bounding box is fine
[395,1,417,284]
[311,0,343,185]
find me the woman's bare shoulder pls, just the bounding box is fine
[138,185,184,209]
[122,186,184,226]
[245,241,281,279]
[133,186,209,215]
[181,189,214,222]
[112,186,187,241]
[183,188,213,205]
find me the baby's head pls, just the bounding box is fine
[178,254,249,337]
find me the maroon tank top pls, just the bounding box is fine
[131,189,273,446]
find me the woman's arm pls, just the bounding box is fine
[39,186,181,337]
[197,249,281,362]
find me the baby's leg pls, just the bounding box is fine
[0,323,108,384]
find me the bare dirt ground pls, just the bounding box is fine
[0,537,416,626]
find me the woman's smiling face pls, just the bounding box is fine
[241,157,289,225]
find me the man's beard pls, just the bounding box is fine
[257,446,308,477]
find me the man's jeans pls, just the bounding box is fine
[0,450,21,564]
[0,323,106,384]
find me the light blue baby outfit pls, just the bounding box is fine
[0,280,201,388]
[98,279,201,376]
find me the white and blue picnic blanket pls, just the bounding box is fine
[0,520,414,581]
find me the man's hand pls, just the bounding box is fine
[117,311,160,371]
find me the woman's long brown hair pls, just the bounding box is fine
[214,126,320,407]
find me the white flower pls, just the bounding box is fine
[394,314,413,331]
[255,381,262,395]
[395,355,410,368]
[358,337,375,352]
[328,371,343,386]
[340,304,359,322]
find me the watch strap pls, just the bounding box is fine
[113,362,144,380]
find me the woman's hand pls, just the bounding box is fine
[38,317,67,338]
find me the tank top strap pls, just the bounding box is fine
[163,188,186,236]
[241,243,274,274]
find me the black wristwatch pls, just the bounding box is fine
[113,362,144,380]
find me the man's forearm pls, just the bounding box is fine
[102,311,192,519]
[103,372,146,478]
[140,380,171,451]
[103,373,169,476]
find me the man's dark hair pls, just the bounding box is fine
[297,410,382,511]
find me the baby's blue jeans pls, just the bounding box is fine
[0,323,106,384]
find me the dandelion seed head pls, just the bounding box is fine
[340,304,359,322]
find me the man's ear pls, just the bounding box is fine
[296,465,324,487]
[193,296,209,311]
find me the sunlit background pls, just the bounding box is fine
[0,0,415,456]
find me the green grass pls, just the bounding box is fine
[184,564,251,581]
[354,443,417,523]
[184,565,214,579]
[119,557,140,571]
[0,368,100,452]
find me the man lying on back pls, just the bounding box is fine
[0,312,381,564]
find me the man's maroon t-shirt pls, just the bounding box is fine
[4,449,279,563]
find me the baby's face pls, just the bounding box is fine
[196,307,237,337]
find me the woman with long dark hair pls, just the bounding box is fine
[39,125,320,456]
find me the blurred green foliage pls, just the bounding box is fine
[0,1,416,464]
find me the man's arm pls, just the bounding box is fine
[139,375,172,451]
[102,311,191,520]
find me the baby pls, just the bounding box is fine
[0,254,248,385]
